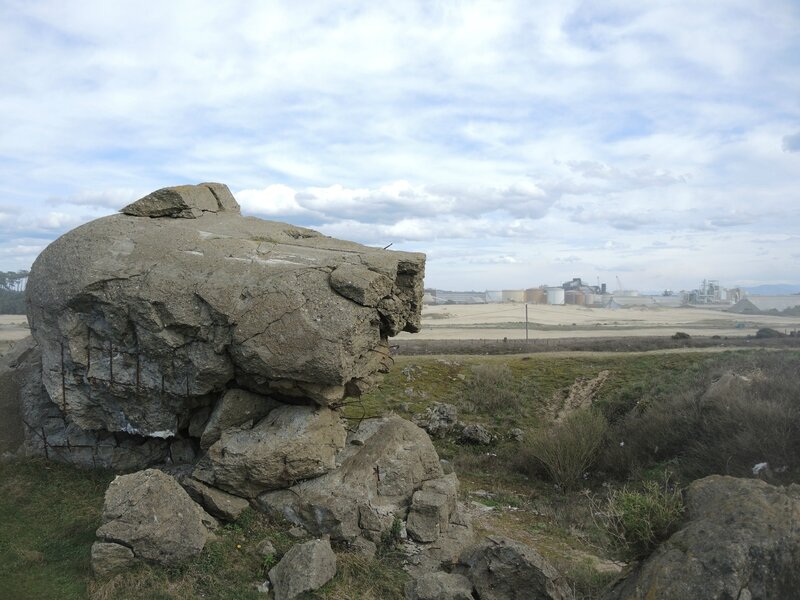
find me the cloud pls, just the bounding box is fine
[236,180,552,230]
[783,131,800,152]
[0,1,798,288]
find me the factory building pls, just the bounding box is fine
[485,290,503,303]
[427,290,487,304]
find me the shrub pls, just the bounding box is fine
[592,478,684,560]
[755,327,785,338]
[524,409,607,490]
[461,363,521,414]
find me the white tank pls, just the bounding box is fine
[584,293,602,306]
[546,287,565,305]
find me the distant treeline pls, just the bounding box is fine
[0,270,29,314]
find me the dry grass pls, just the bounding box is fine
[521,410,608,490]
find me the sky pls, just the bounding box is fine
[1,0,799,292]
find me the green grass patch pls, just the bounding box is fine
[0,459,114,600]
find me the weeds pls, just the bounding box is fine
[461,363,522,414]
[590,478,684,560]
[522,409,608,490]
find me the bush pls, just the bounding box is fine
[592,478,684,560]
[524,409,608,490]
[461,363,522,414]
[755,327,785,338]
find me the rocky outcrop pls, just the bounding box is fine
[2,182,452,585]
[604,475,800,600]
[257,415,456,542]
[455,536,574,600]
[25,182,424,441]
[93,469,212,569]
[268,538,337,600]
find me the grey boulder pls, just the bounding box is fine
[455,536,574,600]
[268,538,337,600]
[26,182,424,439]
[460,424,494,445]
[95,469,211,566]
[604,475,800,600]
[197,404,347,498]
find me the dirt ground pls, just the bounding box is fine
[398,303,800,340]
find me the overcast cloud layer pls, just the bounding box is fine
[1,0,799,291]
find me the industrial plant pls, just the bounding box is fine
[423,277,781,310]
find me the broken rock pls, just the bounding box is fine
[91,541,136,577]
[95,469,211,566]
[180,476,250,521]
[197,404,346,498]
[268,538,337,600]
[199,388,280,450]
[407,474,459,543]
[257,415,447,542]
[455,536,574,600]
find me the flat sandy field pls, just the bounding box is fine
[3,305,799,346]
[396,303,800,340]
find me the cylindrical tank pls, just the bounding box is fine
[546,287,565,305]
[502,289,526,303]
[565,290,585,305]
[584,293,601,306]
[525,288,546,304]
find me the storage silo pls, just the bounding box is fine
[584,293,602,306]
[525,288,546,304]
[502,289,526,303]
[546,287,565,305]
